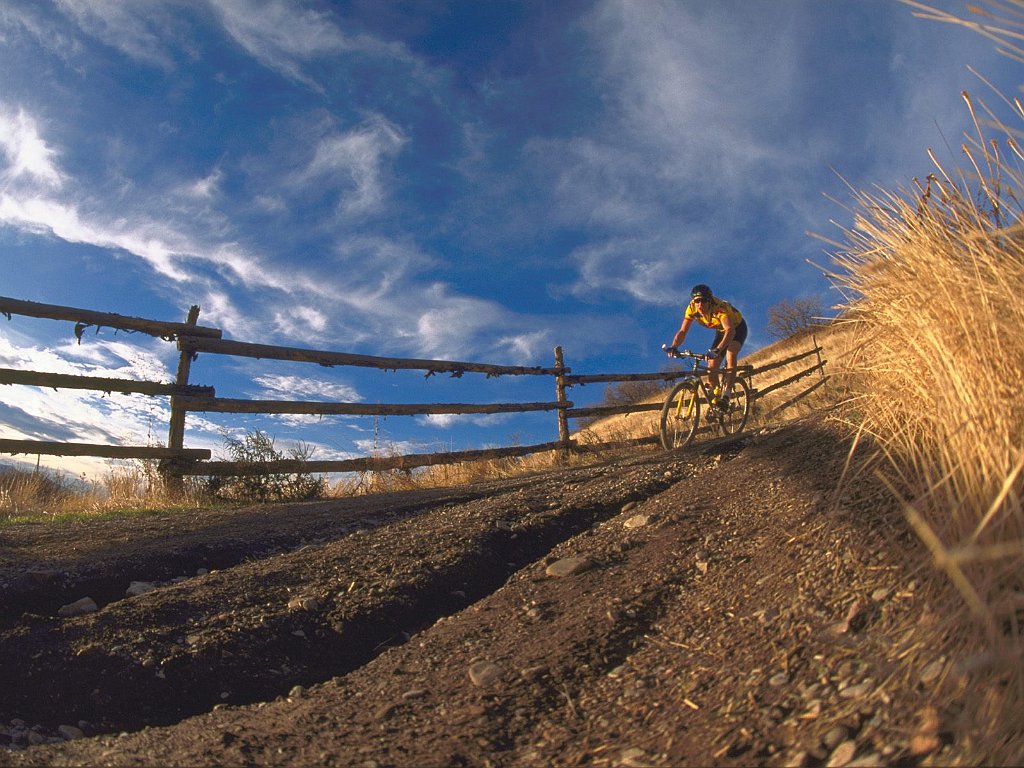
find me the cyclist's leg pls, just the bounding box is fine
[708,330,724,393]
[722,320,748,396]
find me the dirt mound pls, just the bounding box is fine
[0,417,963,766]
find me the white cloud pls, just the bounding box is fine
[53,0,178,69]
[0,107,63,189]
[251,373,360,402]
[298,116,407,217]
[211,0,346,85]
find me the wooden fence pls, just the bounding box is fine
[0,296,828,488]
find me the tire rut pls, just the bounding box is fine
[0,454,691,738]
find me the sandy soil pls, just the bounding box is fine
[0,416,965,767]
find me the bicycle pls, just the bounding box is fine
[658,346,751,449]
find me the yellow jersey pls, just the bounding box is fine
[684,297,743,332]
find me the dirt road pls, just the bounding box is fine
[0,417,960,766]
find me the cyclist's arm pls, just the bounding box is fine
[670,317,694,349]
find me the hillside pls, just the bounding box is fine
[0,408,972,767]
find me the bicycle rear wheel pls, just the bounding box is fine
[660,380,701,449]
[716,377,750,436]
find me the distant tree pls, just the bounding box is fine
[765,297,825,340]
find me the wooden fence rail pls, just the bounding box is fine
[0,296,829,489]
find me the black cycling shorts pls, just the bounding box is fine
[714,319,748,349]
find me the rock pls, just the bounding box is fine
[839,680,873,699]
[545,557,593,577]
[618,746,653,767]
[623,514,652,529]
[58,597,97,618]
[468,660,503,687]
[126,581,157,597]
[919,659,945,684]
[825,740,857,767]
[768,672,790,687]
[821,725,849,750]
[287,595,320,612]
[58,725,84,741]
[401,689,427,700]
[621,501,638,513]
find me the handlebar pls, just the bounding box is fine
[662,344,709,361]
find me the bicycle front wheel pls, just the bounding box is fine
[660,380,701,450]
[717,377,751,436]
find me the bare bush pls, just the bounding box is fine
[765,297,825,340]
[207,430,327,503]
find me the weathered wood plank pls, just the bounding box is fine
[0,439,210,460]
[178,336,565,377]
[175,397,568,416]
[0,296,222,339]
[754,360,827,400]
[0,368,214,397]
[182,440,568,476]
[761,375,831,422]
[747,347,821,377]
[566,402,663,419]
[564,366,751,386]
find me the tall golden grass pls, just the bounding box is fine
[824,19,1024,754]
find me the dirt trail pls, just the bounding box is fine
[0,417,961,766]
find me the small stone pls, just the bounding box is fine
[545,557,593,577]
[289,685,305,698]
[919,659,944,684]
[58,597,97,618]
[870,587,890,602]
[401,689,427,700]
[825,740,857,767]
[618,746,652,767]
[821,725,849,750]
[768,672,790,687]
[622,501,638,513]
[840,680,874,699]
[126,581,157,597]
[287,595,320,612]
[623,514,652,529]
[468,660,503,687]
[695,561,709,575]
[58,725,84,741]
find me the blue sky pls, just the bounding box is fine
[1,0,1020,478]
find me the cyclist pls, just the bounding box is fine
[665,284,748,409]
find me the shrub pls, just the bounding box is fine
[207,430,326,503]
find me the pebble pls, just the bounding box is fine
[839,680,873,699]
[57,725,84,741]
[126,581,157,597]
[545,557,593,577]
[919,659,944,684]
[401,689,427,700]
[821,725,849,750]
[623,514,652,529]
[58,597,97,618]
[825,740,857,767]
[768,672,790,687]
[468,661,503,687]
[287,595,320,612]
[618,746,653,767]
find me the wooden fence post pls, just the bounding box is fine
[161,305,200,496]
[554,346,570,461]
[812,334,826,380]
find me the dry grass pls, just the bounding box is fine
[0,462,209,523]
[822,27,1024,757]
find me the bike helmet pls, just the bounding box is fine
[690,284,712,300]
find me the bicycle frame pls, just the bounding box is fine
[660,346,750,449]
